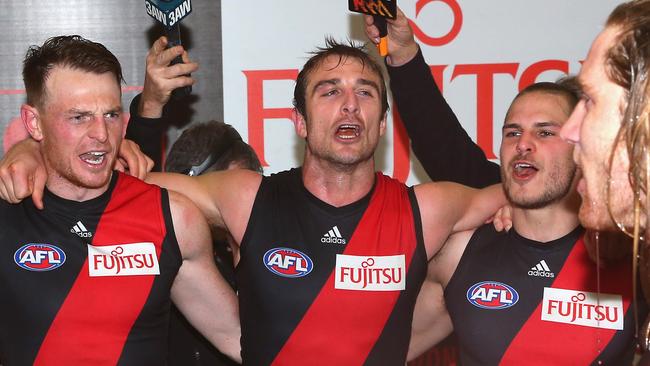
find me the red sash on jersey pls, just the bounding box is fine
[34,174,166,365]
[499,235,632,365]
[272,173,418,365]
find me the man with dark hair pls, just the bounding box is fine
[408,81,639,365]
[0,38,506,364]
[165,121,262,176]
[0,35,240,365]
[559,0,650,354]
[165,120,260,366]
[365,9,641,364]
[123,37,255,366]
[145,38,506,365]
[293,36,390,120]
[23,35,124,109]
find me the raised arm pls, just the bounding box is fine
[168,190,241,363]
[366,8,501,187]
[125,36,199,171]
[125,95,166,172]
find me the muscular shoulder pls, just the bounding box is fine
[167,190,211,259]
[201,169,262,244]
[413,181,475,252]
[167,190,206,234]
[147,169,261,243]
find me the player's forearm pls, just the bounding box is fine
[125,94,166,172]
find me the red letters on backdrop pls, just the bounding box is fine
[243,59,568,181]
[410,0,463,47]
[243,69,299,167]
[242,1,571,182]
[452,63,519,160]
[518,60,569,91]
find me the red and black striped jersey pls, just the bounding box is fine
[0,173,182,365]
[445,225,641,365]
[237,168,427,365]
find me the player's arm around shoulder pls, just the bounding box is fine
[167,190,242,363]
[408,228,474,360]
[147,168,261,245]
[415,181,505,258]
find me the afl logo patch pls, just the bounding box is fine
[466,281,519,309]
[14,243,66,271]
[263,247,314,278]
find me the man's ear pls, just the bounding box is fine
[379,112,387,137]
[21,104,43,141]
[122,112,129,138]
[293,109,308,139]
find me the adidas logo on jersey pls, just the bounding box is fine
[71,221,92,238]
[528,259,555,278]
[321,226,347,244]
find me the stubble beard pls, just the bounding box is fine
[306,138,375,172]
[43,147,113,192]
[502,161,577,210]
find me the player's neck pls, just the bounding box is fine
[301,157,376,207]
[511,197,581,243]
[46,172,111,202]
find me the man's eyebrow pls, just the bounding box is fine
[65,106,123,115]
[534,121,562,128]
[502,121,562,131]
[312,79,339,94]
[357,78,380,93]
[502,123,521,130]
[66,109,93,116]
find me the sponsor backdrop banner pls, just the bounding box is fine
[0,1,624,185]
[222,0,621,184]
[0,1,627,365]
[0,0,223,157]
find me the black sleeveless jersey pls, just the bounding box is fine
[237,168,428,365]
[445,224,640,365]
[0,173,182,365]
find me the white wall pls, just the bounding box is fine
[222,0,621,184]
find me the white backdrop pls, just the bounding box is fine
[222,0,622,185]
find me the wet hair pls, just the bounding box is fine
[165,120,262,175]
[23,35,123,109]
[293,37,389,119]
[505,77,581,120]
[604,0,650,214]
[601,2,650,347]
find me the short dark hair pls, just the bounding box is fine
[23,35,123,108]
[165,121,262,175]
[505,78,580,120]
[293,37,389,119]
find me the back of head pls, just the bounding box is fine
[604,0,650,205]
[293,37,389,119]
[23,35,123,109]
[165,120,262,175]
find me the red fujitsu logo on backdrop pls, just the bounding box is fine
[410,0,462,46]
[242,1,574,179]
